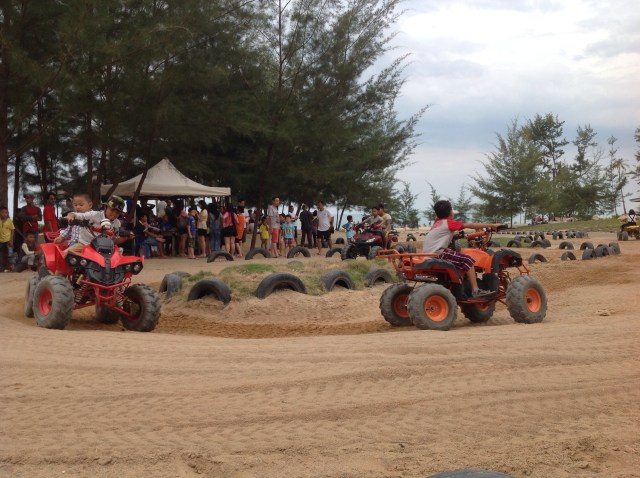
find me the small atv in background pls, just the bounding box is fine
[618,221,639,241]
[341,223,399,260]
[25,221,161,332]
[376,226,547,331]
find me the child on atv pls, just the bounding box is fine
[64,195,127,252]
[422,200,503,298]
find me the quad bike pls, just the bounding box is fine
[617,220,639,241]
[24,220,160,332]
[376,226,547,331]
[341,223,399,260]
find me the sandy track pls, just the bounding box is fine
[1,235,639,477]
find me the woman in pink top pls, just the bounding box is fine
[220,204,237,254]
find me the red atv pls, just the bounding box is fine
[340,223,399,260]
[376,226,547,331]
[24,221,160,332]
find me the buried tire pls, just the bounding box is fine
[159,271,191,294]
[287,245,311,259]
[460,302,496,323]
[120,284,161,332]
[582,248,596,260]
[527,253,547,264]
[608,242,621,255]
[207,251,234,262]
[505,276,547,324]
[558,241,574,250]
[256,273,307,299]
[321,270,355,292]
[560,251,576,261]
[408,283,457,331]
[245,247,271,260]
[24,273,39,318]
[379,284,413,326]
[325,246,343,258]
[506,240,521,248]
[187,279,232,304]
[33,275,75,330]
[364,267,394,287]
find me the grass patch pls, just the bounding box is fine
[187,270,214,282]
[510,217,621,233]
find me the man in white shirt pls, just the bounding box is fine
[315,200,333,255]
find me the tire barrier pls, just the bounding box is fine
[363,268,394,287]
[187,278,232,304]
[207,251,234,262]
[527,253,547,264]
[286,245,311,259]
[325,247,343,258]
[245,247,272,260]
[320,270,356,292]
[558,241,574,250]
[560,251,576,261]
[255,273,307,299]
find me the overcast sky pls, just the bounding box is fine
[386,0,640,215]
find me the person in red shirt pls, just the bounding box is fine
[43,192,59,242]
[20,193,42,244]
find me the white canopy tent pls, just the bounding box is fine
[100,158,231,198]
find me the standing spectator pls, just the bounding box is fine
[187,207,197,259]
[221,203,237,254]
[344,215,355,242]
[278,213,286,255]
[19,193,42,245]
[238,199,248,243]
[235,206,245,257]
[60,197,73,216]
[174,200,188,256]
[258,216,269,249]
[287,205,298,245]
[156,198,167,219]
[0,206,15,272]
[282,215,295,256]
[196,200,209,257]
[311,210,318,248]
[315,200,334,255]
[208,202,222,252]
[299,204,313,247]
[43,192,59,242]
[267,195,281,258]
[246,209,255,234]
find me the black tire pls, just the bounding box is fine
[406,233,416,242]
[340,244,358,261]
[364,268,394,287]
[506,240,521,248]
[560,251,576,261]
[580,241,594,250]
[608,242,621,255]
[529,240,546,248]
[287,245,311,259]
[557,232,564,239]
[460,302,496,323]
[523,236,533,244]
[335,237,345,245]
[542,239,551,248]
[95,306,122,324]
[379,284,413,326]
[159,271,191,293]
[487,240,500,247]
[552,232,559,240]
[505,276,547,324]
[558,241,574,250]
[408,284,457,331]
[527,253,547,264]
[245,247,271,260]
[367,246,382,260]
[163,273,185,299]
[325,247,343,258]
[33,275,75,330]
[582,248,595,260]
[616,231,622,241]
[120,284,161,332]
[594,245,609,257]
[207,251,234,262]
[187,278,232,304]
[393,244,405,253]
[321,270,355,292]
[255,273,307,299]
[406,243,417,253]
[24,273,39,318]
[621,231,629,241]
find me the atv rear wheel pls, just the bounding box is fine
[33,275,75,330]
[505,276,547,324]
[460,302,496,323]
[340,244,358,260]
[379,284,413,326]
[408,284,457,331]
[24,273,39,318]
[120,284,161,332]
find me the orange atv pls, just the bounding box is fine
[376,226,547,331]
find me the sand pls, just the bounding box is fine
[1,233,639,478]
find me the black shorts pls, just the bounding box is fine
[222,225,236,238]
[197,228,208,237]
[317,230,331,241]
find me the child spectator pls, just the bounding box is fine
[14,231,41,272]
[187,207,197,259]
[0,206,15,272]
[282,214,295,256]
[422,200,503,298]
[344,215,354,243]
[64,195,127,253]
[43,192,59,242]
[55,193,93,248]
[259,216,269,249]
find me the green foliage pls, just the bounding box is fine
[393,181,421,227]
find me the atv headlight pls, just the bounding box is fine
[79,259,88,267]
[365,238,375,243]
[124,264,132,272]
[68,256,78,266]
[132,262,143,274]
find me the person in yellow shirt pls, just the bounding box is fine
[0,206,16,272]
[258,216,269,249]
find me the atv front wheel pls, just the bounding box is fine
[33,275,75,329]
[408,284,457,331]
[505,276,547,324]
[379,284,413,326]
[340,244,358,260]
[24,273,39,318]
[120,284,161,332]
[367,246,382,260]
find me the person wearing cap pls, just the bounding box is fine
[19,193,42,245]
[64,195,127,252]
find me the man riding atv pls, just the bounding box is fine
[340,205,397,260]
